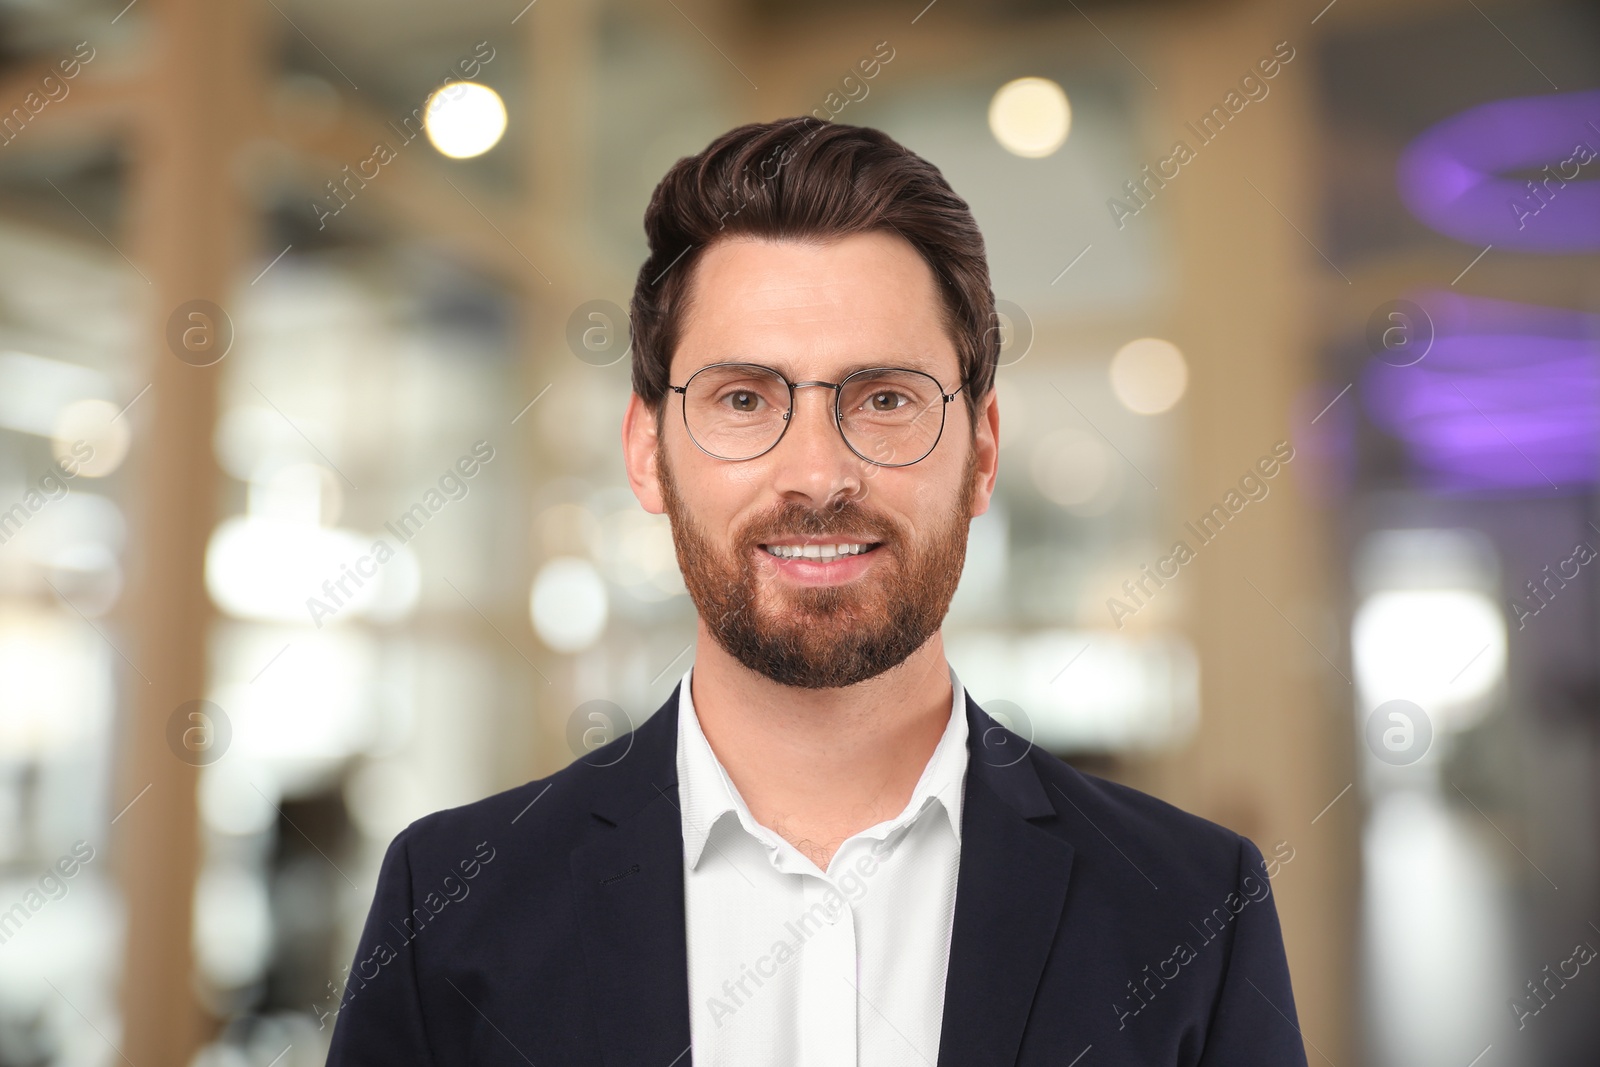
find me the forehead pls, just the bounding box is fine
[672,230,958,381]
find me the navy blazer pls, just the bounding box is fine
[324,683,1310,1066]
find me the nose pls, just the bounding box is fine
[769,382,867,502]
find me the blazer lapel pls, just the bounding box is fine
[571,684,694,1067]
[936,693,1076,1067]
[569,684,1075,1067]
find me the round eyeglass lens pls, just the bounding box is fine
[682,364,791,460]
[838,368,947,466]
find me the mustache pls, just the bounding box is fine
[747,504,891,545]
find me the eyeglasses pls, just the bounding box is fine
[667,362,968,467]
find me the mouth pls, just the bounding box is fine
[758,541,884,563]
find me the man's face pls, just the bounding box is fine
[623,230,999,690]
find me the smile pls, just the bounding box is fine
[760,542,881,561]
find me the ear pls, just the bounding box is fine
[622,391,666,514]
[968,386,1000,517]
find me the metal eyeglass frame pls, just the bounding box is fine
[667,361,969,468]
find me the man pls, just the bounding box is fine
[325,116,1308,1066]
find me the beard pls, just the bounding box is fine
[656,436,978,690]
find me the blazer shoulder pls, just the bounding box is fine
[1023,746,1273,894]
[391,688,678,862]
[388,749,624,864]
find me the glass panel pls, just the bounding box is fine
[0,190,136,1060]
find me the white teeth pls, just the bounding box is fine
[762,543,873,561]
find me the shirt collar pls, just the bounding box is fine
[676,661,969,871]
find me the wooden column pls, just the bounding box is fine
[1145,3,1358,1062]
[115,0,261,1059]
[521,0,600,778]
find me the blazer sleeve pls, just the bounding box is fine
[324,826,438,1066]
[1195,836,1311,1067]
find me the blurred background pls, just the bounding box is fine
[0,0,1595,1062]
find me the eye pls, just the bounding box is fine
[721,389,764,413]
[865,390,909,412]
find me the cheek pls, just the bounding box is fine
[861,477,938,548]
[905,459,964,512]
[668,449,756,552]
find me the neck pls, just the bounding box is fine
[686,619,955,869]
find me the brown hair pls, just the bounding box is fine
[629,115,997,436]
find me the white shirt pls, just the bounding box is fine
[676,663,970,1067]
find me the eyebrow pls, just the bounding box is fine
[696,358,947,379]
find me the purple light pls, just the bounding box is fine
[1363,290,1600,493]
[1397,90,1600,252]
